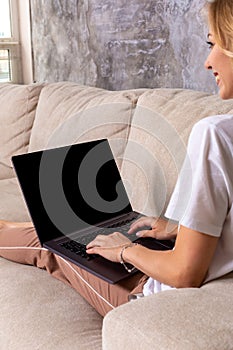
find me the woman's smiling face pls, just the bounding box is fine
[205,32,233,100]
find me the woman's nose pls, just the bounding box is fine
[204,58,212,70]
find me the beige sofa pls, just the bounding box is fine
[1,81,233,349]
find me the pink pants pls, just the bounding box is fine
[0,225,148,316]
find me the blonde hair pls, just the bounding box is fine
[207,0,233,59]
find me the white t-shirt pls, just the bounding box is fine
[143,115,233,296]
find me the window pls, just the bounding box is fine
[0,0,22,83]
[0,49,11,82]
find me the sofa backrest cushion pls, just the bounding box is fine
[121,89,233,216]
[0,83,44,179]
[29,82,145,169]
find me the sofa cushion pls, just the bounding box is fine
[0,83,44,180]
[0,258,102,350]
[29,82,145,169]
[103,272,233,350]
[0,178,30,222]
[121,89,233,216]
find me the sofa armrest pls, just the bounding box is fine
[102,273,233,349]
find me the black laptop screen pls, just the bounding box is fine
[12,139,132,244]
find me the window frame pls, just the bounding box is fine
[0,0,32,84]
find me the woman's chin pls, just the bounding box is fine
[218,82,233,100]
[219,88,232,100]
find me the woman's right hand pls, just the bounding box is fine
[128,216,178,240]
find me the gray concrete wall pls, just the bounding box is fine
[30,0,217,93]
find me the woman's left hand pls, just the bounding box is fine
[86,232,131,262]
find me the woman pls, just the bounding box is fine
[1,0,233,316]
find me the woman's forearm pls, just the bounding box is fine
[122,225,219,289]
[121,243,183,288]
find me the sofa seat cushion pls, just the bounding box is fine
[0,257,102,350]
[0,83,44,180]
[121,89,233,216]
[103,272,233,350]
[0,178,30,221]
[29,82,146,169]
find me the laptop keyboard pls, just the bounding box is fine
[59,217,138,260]
[60,240,94,260]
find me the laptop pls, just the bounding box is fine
[12,139,174,284]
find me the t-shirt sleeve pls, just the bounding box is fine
[165,119,230,237]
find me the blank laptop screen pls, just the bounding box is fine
[12,139,132,244]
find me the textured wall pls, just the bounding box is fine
[30,0,217,93]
